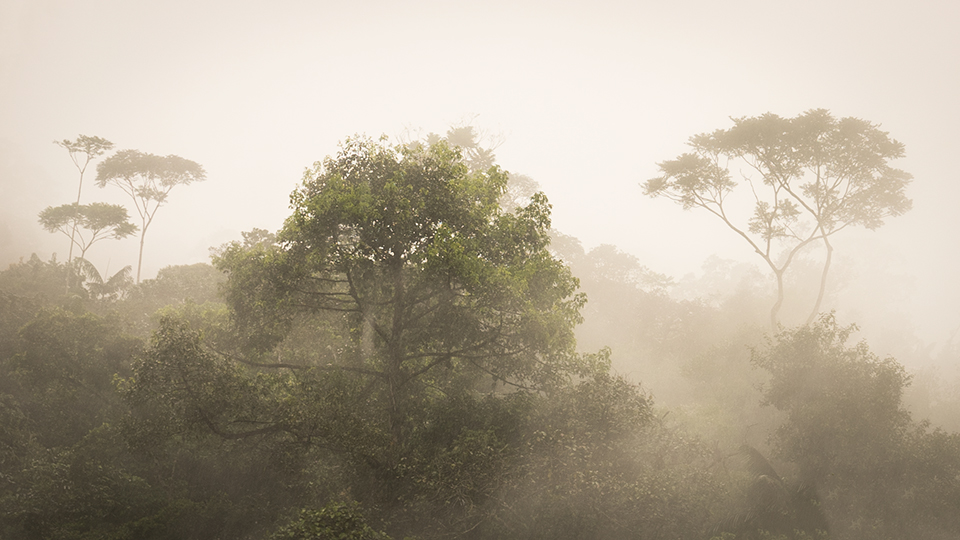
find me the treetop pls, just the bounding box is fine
[54,134,114,158]
[96,149,206,188]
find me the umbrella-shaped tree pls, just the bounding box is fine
[643,110,912,328]
[95,150,206,283]
[38,202,137,263]
[53,135,114,264]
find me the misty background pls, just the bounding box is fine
[2,0,958,361]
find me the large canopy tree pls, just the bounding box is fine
[213,136,591,452]
[643,109,912,328]
[96,150,206,283]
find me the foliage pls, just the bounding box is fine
[404,123,539,212]
[215,137,593,435]
[487,372,722,540]
[754,314,911,483]
[753,314,960,539]
[73,258,134,302]
[54,135,115,175]
[0,254,77,303]
[119,263,226,337]
[6,308,139,447]
[147,135,733,539]
[712,444,830,540]
[2,126,954,540]
[0,307,153,540]
[204,136,618,535]
[644,110,912,328]
[122,316,286,446]
[124,317,722,539]
[120,313,303,524]
[272,503,392,540]
[0,252,134,310]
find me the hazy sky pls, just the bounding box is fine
[2,0,958,349]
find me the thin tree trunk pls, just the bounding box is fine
[68,175,83,263]
[806,235,833,325]
[65,178,84,293]
[135,210,155,284]
[136,231,145,284]
[770,269,785,331]
[385,259,406,466]
[67,222,78,264]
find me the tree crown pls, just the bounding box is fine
[96,149,206,202]
[645,109,912,235]
[216,136,590,390]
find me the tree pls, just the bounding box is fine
[122,137,603,537]
[0,254,75,302]
[53,135,114,264]
[214,137,591,450]
[441,124,500,172]
[752,314,960,539]
[125,136,746,539]
[404,122,504,175]
[713,445,829,539]
[643,110,912,328]
[95,149,206,283]
[37,202,137,262]
[403,122,536,211]
[5,308,138,448]
[754,314,910,484]
[73,258,133,302]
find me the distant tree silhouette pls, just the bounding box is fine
[644,110,912,328]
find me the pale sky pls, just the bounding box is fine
[2,0,958,351]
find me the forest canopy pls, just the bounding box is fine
[2,125,959,540]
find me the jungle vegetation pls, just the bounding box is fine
[1,122,958,540]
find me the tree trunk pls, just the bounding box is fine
[67,175,83,265]
[770,269,785,331]
[136,231,146,284]
[385,259,407,466]
[806,235,833,325]
[66,179,84,292]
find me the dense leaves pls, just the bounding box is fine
[215,138,593,439]
[272,503,391,540]
[747,314,960,540]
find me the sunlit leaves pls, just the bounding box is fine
[223,136,586,392]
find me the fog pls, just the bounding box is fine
[2,1,958,348]
[4,3,960,537]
